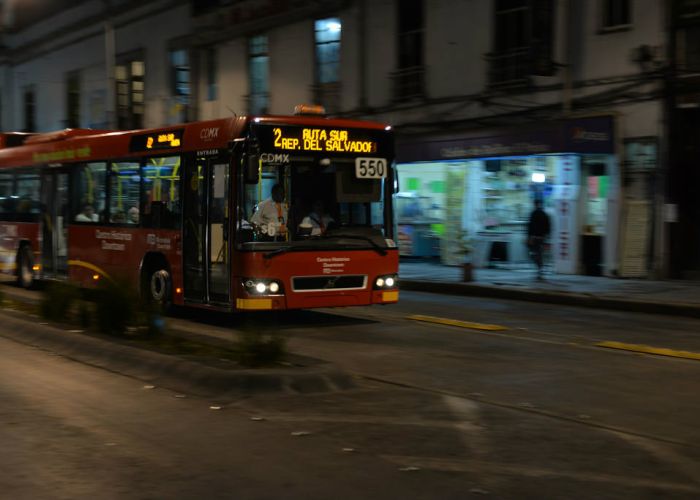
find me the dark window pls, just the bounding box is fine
[206,47,218,101]
[678,24,700,74]
[66,71,80,128]
[116,57,145,130]
[24,86,36,132]
[249,35,269,115]
[398,0,423,69]
[170,49,190,123]
[489,0,556,84]
[394,0,425,101]
[602,0,631,29]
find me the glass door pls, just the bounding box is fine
[40,169,69,277]
[182,156,230,304]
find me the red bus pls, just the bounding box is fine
[0,109,399,311]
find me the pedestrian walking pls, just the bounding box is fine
[527,199,551,280]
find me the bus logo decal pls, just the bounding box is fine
[200,127,220,140]
[260,153,290,164]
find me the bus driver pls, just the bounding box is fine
[250,183,288,238]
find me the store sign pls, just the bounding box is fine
[397,116,615,162]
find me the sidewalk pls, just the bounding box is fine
[399,260,700,318]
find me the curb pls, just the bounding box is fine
[400,280,700,319]
[0,309,355,398]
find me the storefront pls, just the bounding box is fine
[395,116,618,276]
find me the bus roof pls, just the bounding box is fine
[0,114,391,168]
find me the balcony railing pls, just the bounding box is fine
[485,48,531,87]
[247,92,269,115]
[311,82,341,114]
[391,65,425,103]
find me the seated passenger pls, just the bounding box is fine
[127,206,139,224]
[300,200,334,236]
[75,204,98,222]
[111,211,126,223]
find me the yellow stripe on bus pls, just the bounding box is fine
[382,291,399,302]
[67,260,112,281]
[236,298,273,310]
[596,341,700,361]
[408,314,508,332]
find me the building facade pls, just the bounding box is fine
[0,0,674,277]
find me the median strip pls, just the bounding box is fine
[596,341,700,361]
[408,314,508,332]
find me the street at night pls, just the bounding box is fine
[2,1,700,498]
[2,287,700,499]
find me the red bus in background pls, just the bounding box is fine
[0,108,399,311]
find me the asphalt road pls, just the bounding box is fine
[2,288,700,498]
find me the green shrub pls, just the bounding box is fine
[235,330,287,367]
[94,278,138,336]
[77,300,92,329]
[40,281,79,322]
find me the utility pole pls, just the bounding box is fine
[104,1,116,129]
[562,0,573,115]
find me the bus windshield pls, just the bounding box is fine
[237,123,394,253]
[239,157,392,253]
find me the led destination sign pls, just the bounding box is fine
[263,125,379,154]
[130,129,184,152]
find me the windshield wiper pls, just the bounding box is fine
[324,234,387,255]
[263,246,293,260]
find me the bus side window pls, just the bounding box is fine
[16,172,40,222]
[0,172,15,220]
[73,162,107,223]
[142,156,181,229]
[109,161,140,225]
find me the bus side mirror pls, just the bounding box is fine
[245,154,260,184]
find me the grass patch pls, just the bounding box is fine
[39,281,80,322]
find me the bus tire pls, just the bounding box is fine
[16,246,35,289]
[148,268,171,309]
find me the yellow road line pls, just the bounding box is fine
[596,341,700,361]
[408,314,508,332]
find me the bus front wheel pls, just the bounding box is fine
[17,246,34,289]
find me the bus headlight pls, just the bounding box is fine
[374,274,398,289]
[243,278,284,295]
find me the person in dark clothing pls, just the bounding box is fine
[527,199,551,280]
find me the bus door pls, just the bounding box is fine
[182,156,230,304]
[40,169,70,277]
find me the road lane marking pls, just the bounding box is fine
[379,455,700,492]
[408,314,508,331]
[596,341,700,361]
